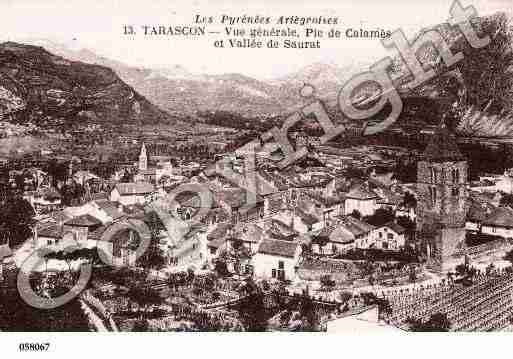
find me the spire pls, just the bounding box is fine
[140,142,147,158]
[139,142,148,171]
[422,116,464,162]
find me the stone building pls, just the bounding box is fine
[416,119,469,272]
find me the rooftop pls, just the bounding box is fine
[482,206,513,228]
[346,184,378,200]
[382,221,406,234]
[64,214,102,227]
[115,182,155,196]
[37,223,63,239]
[257,238,300,258]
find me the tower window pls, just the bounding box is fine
[429,186,437,204]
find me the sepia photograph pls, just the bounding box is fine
[1,0,513,355]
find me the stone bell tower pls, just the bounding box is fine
[417,118,469,273]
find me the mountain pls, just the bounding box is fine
[21,39,362,117]
[17,11,513,138]
[0,41,170,126]
[381,12,513,137]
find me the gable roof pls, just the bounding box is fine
[207,222,234,241]
[94,199,125,220]
[257,239,300,258]
[87,225,108,241]
[114,182,154,196]
[382,221,406,234]
[346,184,378,200]
[64,214,102,227]
[467,198,494,222]
[317,217,375,243]
[37,223,63,239]
[215,188,263,208]
[233,223,264,243]
[269,219,297,240]
[207,236,226,249]
[295,208,321,225]
[482,206,513,228]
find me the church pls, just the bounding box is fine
[134,143,174,184]
[416,118,469,273]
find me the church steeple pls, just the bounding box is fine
[139,142,148,171]
[416,116,469,273]
[422,116,464,163]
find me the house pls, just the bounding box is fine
[267,219,298,241]
[73,170,99,186]
[366,222,406,250]
[465,198,494,232]
[63,214,103,247]
[165,223,206,269]
[272,204,323,234]
[94,219,150,268]
[304,192,345,224]
[313,216,376,255]
[90,199,125,223]
[252,238,301,281]
[0,242,13,282]
[481,207,513,239]
[344,184,379,217]
[215,187,265,223]
[374,187,403,213]
[150,202,207,270]
[110,182,155,206]
[35,223,64,248]
[24,188,62,214]
[226,222,264,254]
[206,222,232,258]
[472,171,513,194]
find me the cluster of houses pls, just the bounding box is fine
[1,142,415,283]
[7,124,513,286]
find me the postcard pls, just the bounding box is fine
[0,0,512,349]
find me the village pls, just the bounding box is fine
[2,114,513,332]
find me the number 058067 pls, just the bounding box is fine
[18,343,50,352]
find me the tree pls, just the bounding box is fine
[297,293,318,331]
[408,264,418,283]
[455,263,469,278]
[364,207,395,226]
[402,192,417,208]
[504,249,513,265]
[320,275,336,290]
[132,318,149,332]
[350,210,361,220]
[158,175,171,187]
[45,159,68,187]
[235,289,268,331]
[127,286,163,313]
[214,259,230,277]
[137,246,167,272]
[500,193,513,208]
[397,216,416,236]
[0,195,35,247]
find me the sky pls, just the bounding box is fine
[0,0,510,79]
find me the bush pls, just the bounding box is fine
[320,275,335,289]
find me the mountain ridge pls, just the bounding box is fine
[0,41,171,127]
